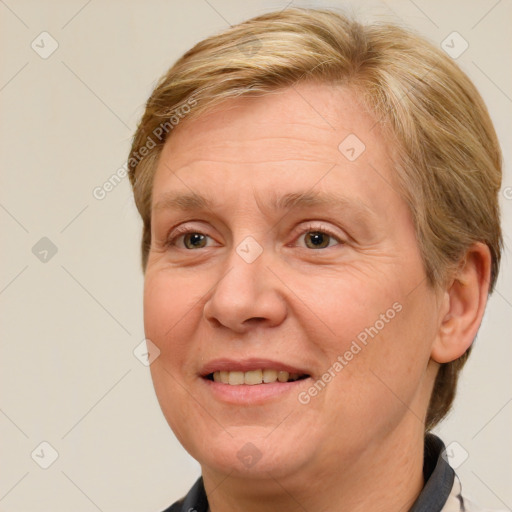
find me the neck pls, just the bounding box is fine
[203,419,426,512]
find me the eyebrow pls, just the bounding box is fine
[153,189,376,225]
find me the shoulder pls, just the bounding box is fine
[462,495,509,512]
[440,460,506,512]
[159,477,208,512]
[451,475,507,512]
[159,497,185,512]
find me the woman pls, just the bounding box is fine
[128,8,504,512]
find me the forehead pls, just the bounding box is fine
[161,82,389,164]
[152,82,397,209]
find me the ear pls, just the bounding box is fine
[431,243,492,364]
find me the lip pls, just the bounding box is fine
[199,358,312,405]
[200,358,310,377]
[202,378,311,405]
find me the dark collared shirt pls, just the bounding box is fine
[161,434,492,512]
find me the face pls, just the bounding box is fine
[144,82,442,480]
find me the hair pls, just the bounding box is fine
[127,7,502,430]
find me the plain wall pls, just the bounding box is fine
[1,1,511,510]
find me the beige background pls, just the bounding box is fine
[0,0,511,511]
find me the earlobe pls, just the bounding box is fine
[431,243,492,364]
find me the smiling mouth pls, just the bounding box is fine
[205,369,310,385]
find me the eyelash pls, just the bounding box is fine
[165,222,345,249]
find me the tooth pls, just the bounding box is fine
[277,371,290,383]
[263,369,278,383]
[228,371,245,385]
[245,369,263,385]
[215,369,299,385]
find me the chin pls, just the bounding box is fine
[179,425,314,480]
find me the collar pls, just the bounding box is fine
[409,433,457,511]
[163,434,458,512]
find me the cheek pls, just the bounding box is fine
[305,264,437,419]
[325,286,437,427]
[143,272,205,439]
[143,271,201,369]
[291,264,401,346]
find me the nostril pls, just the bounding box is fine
[244,317,266,325]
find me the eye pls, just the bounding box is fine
[294,224,344,250]
[166,226,216,250]
[181,232,209,249]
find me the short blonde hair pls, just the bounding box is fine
[128,8,502,430]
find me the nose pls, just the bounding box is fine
[203,245,288,333]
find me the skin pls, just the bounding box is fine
[143,82,491,512]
